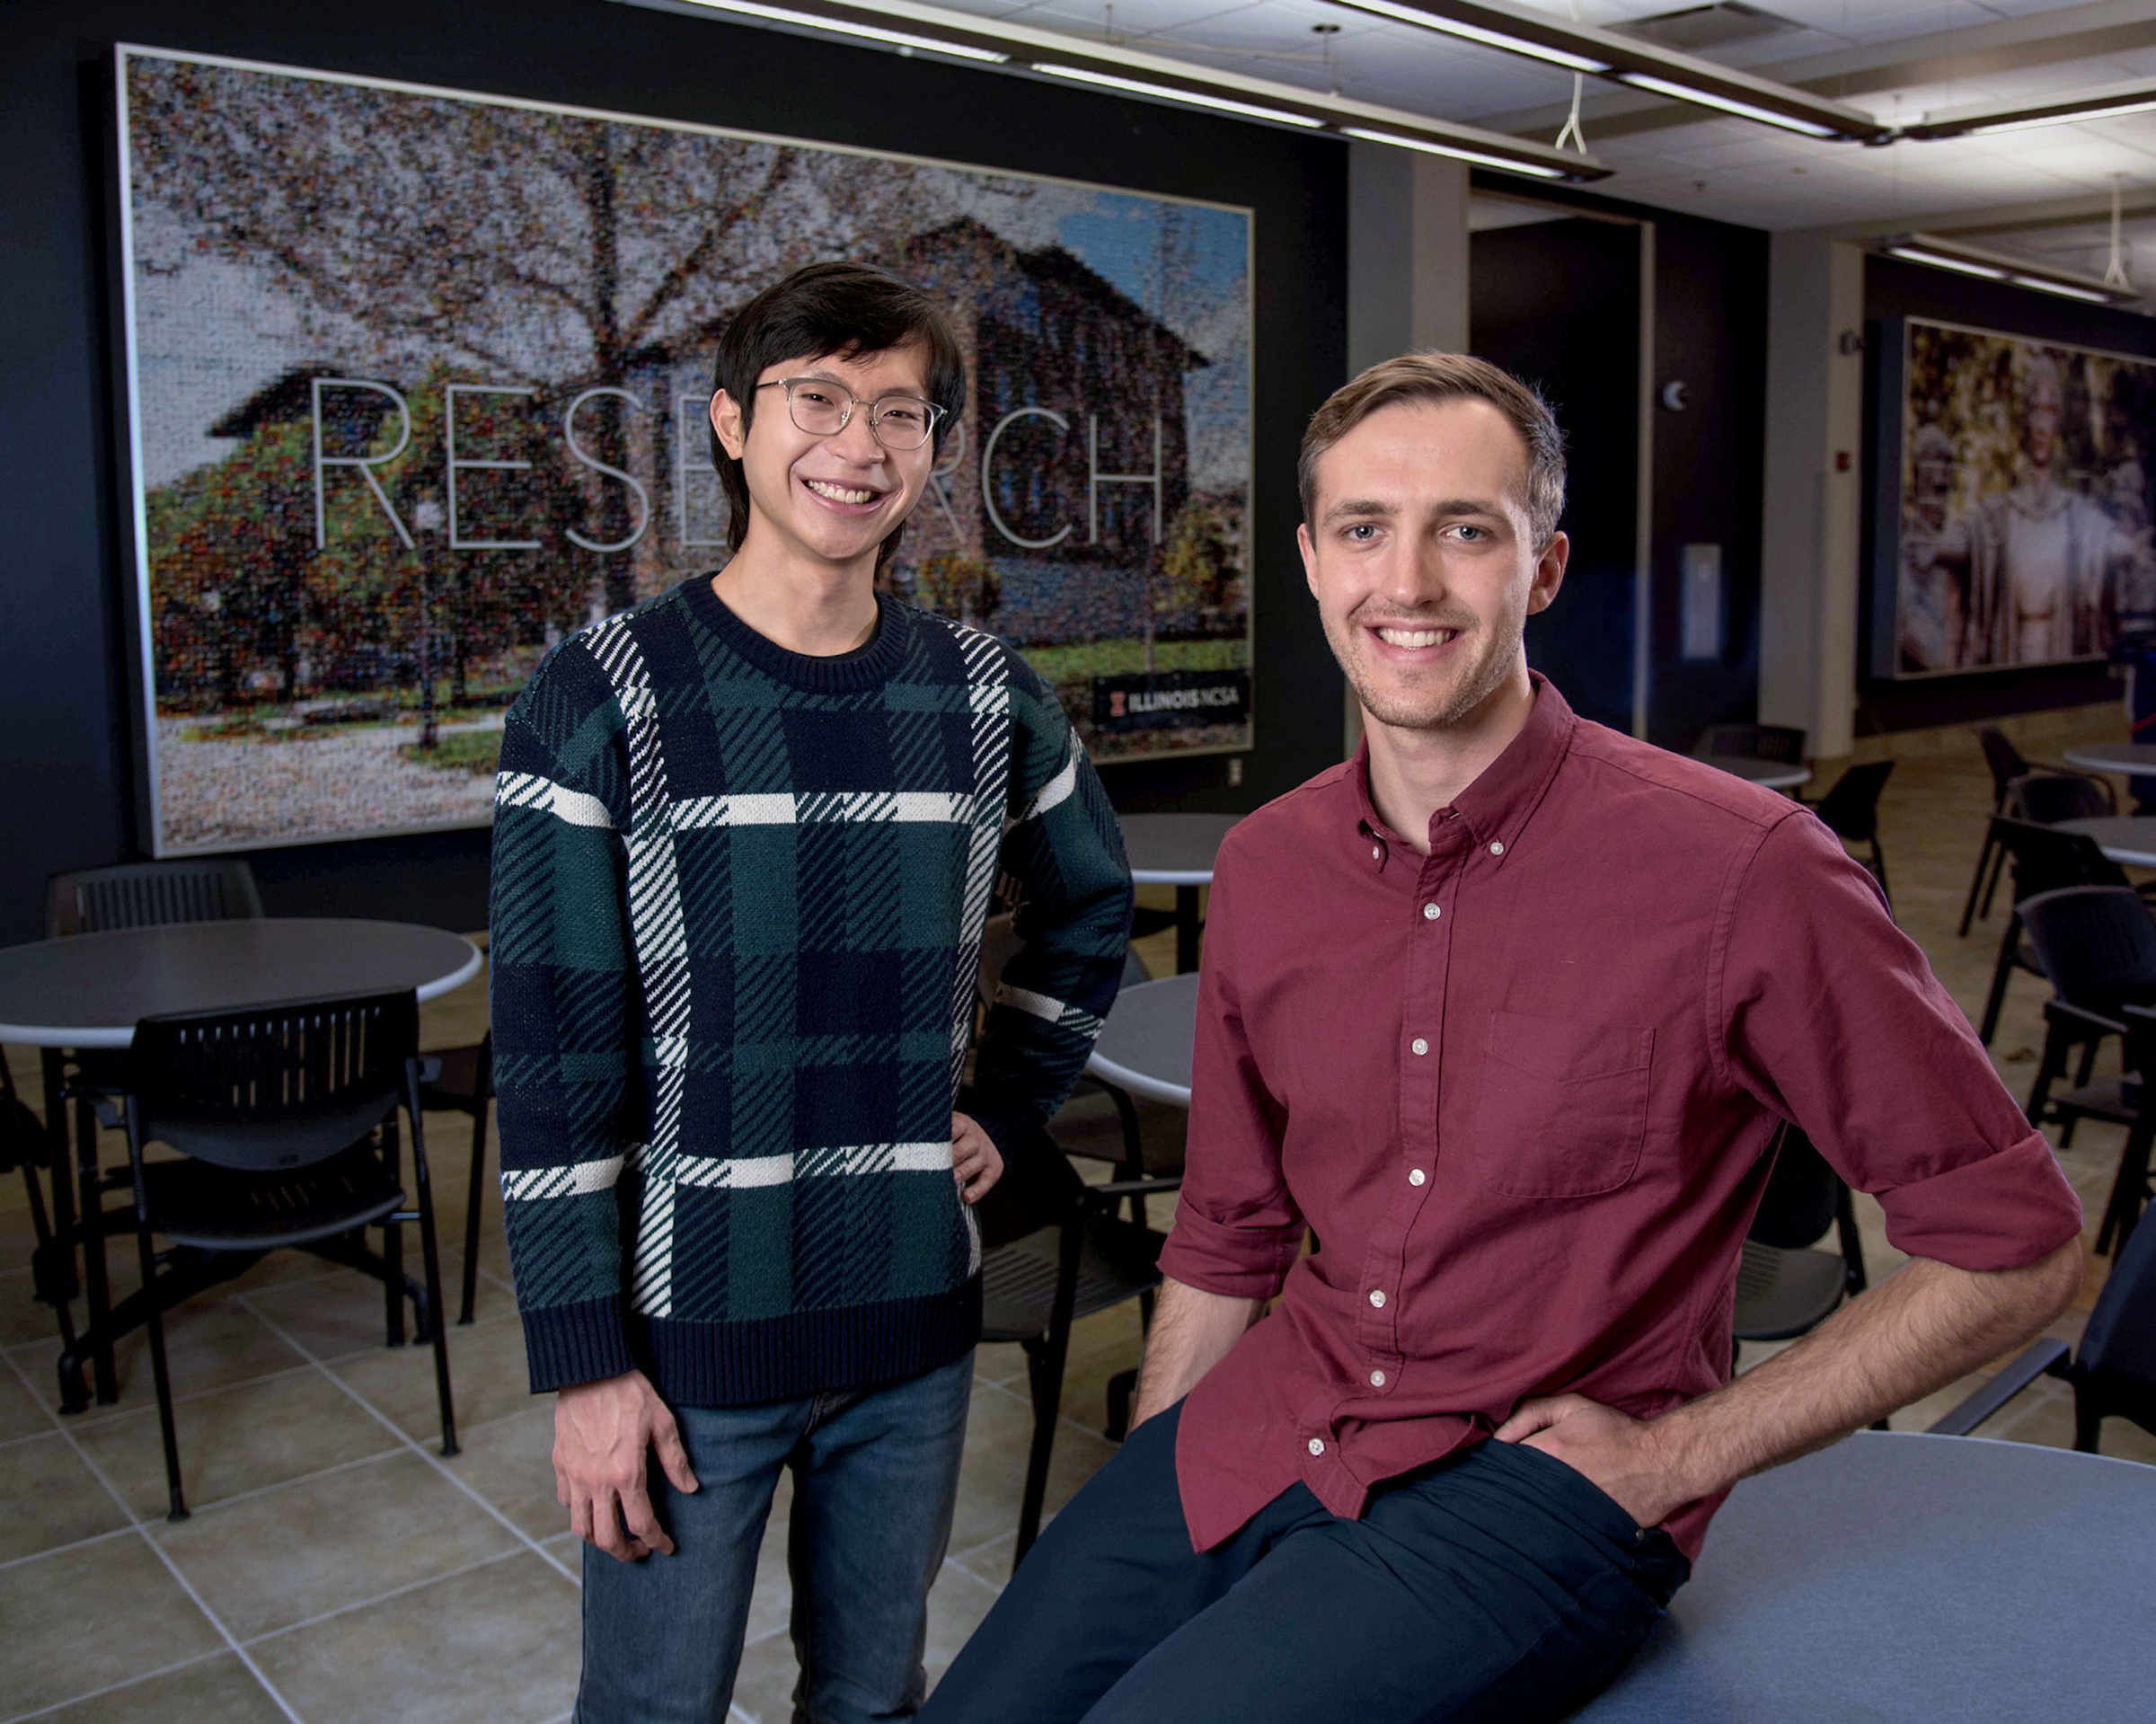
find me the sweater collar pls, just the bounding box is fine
[676,574,912,693]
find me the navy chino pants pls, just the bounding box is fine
[922,1401,1688,1724]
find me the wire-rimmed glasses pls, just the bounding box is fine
[757,377,945,451]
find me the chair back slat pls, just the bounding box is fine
[1990,819,2128,903]
[1812,762,1894,843]
[1700,723,1807,765]
[2010,773,2113,827]
[2019,887,2156,1016]
[1977,726,2031,806]
[49,860,264,939]
[129,991,417,1172]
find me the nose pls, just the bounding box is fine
[829,405,887,464]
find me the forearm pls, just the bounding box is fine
[1132,1276,1266,1427]
[1650,1240,2081,1505]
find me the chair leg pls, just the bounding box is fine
[128,1163,187,1520]
[1959,834,1996,937]
[460,1101,487,1327]
[1979,839,2008,924]
[2095,1119,2152,1257]
[1014,1216,1082,1565]
[2072,1391,2103,1454]
[74,1089,118,1405]
[381,1117,406,1348]
[406,1099,459,1458]
[2024,1025,2069,1134]
[1978,914,2021,1047]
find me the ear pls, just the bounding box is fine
[1298,520,1320,599]
[711,389,747,461]
[1526,529,1568,616]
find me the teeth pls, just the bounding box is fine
[805,478,878,505]
[1376,627,1452,649]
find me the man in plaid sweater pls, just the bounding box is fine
[490,261,1133,1722]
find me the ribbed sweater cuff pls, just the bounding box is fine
[521,1295,637,1393]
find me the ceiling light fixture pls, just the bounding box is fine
[1879,234,2141,306]
[1319,0,1887,143]
[671,0,1008,60]
[1904,78,2156,142]
[1031,64,1326,128]
[615,0,1608,181]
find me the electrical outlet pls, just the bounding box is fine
[1227,756,1243,787]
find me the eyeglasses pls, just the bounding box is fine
[756,377,945,451]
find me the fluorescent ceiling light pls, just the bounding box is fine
[1619,72,1837,138]
[1328,0,1607,75]
[1886,245,2005,281]
[1339,126,1565,178]
[1968,98,2156,137]
[2010,275,2113,304]
[675,0,1008,59]
[1030,63,1324,127]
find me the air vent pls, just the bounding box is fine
[1610,4,1802,53]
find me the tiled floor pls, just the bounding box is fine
[4,710,2154,1721]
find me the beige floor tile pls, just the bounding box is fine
[30,1651,290,1723]
[944,1379,1117,1559]
[248,1551,580,1724]
[153,1446,521,1641]
[0,1533,225,1716]
[73,1366,402,1521]
[0,1429,132,1562]
[743,1470,793,1645]
[0,1265,76,1349]
[944,1529,1017,1589]
[329,1304,529,1442]
[0,1350,56,1441]
[445,1405,563,1541]
[244,1264,430,1363]
[66,1294,312,1426]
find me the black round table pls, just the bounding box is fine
[1087,971,1198,1107]
[2063,741,2156,776]
[1701,756,1811,793]
[0,918,482,1048]
[2056,815,2156,868]
[1121,813,1240,974]
[1576,1431,2156,1720]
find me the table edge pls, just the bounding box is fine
[1084,1051,1192,1108]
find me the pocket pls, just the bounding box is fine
[1470,1011,1653,1198]
[1507,1438,1648,1544]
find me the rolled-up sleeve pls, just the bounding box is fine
[1719,812,2081,1271]
[1156,837,1308,1299]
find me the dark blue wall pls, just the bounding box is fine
[0,0,1348,944]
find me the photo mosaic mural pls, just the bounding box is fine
[117,46,1254,853]
[1893,318,2156,677]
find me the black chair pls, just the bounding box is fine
[1803,761,1895,902]
[1734,1126,1868,1364]
[418,1032,492,1326]
[978,1145,1179,1563]
[0,1057,67,1315]
[116,990,456,1519]
[1929,1193,2155,1453]
[1976,821,2128,1046]
[44,859,267,1407]
[1699,723,1807,765]
[1960,729,2115,935]
[2009,770,2115,827]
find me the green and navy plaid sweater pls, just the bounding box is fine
[490,576,1133,1404]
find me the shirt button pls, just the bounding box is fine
[1422,903,1441,921]
[1372,844,1382,860]
[1410,1037,1428,1056]
[1489,840,1506,856]
[1409,1168,1427,1186]
[1368,1288,1386,1308]
[1369,1369,1386,1387]
[1308,1437,1325,1457]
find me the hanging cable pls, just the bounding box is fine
[1552,1,1587,154]
[2106,174,2134,290]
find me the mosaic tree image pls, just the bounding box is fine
[121,49,1253,851]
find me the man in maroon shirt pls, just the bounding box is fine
[923,354,2084,1723]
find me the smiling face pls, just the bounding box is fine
[1298,395,1568,735]
[711,341,937,579]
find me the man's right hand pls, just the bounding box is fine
[554,1369,700,1561]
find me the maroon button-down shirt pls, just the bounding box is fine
[1158,676,2081,1560]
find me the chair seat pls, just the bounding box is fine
[1733,1242,1847,1342]
[982,1216,1165,1342]
[2049,1079,2140,1126]
[144,1143,405,1251]
[419,1042,486,1109]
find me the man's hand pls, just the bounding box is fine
[554,1369,699,1561]
[1495,1394,1685,1529]
[952,1111,1003,1205]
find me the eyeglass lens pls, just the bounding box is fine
[783,380,937,449]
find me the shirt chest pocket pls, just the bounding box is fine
[1468,1011,1654,1198]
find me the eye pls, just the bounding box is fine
[1345,522,1379,542]
[1453,523,1488,542]
[879,402,927,427]
[794,385,840,407]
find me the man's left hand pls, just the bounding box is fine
[951,1111,1003,1205]
[1494,1393,1692,1530]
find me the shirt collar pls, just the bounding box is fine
[1349,672,1577,858]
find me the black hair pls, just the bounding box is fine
[709,261,967,570]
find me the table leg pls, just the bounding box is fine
[75,1087,118,1405]
[37,1050,87,1412]
[1175,885,1202,975]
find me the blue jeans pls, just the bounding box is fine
[577,1351,974,1724]
[921,1400,1688,1724]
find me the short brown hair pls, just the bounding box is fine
[1297,352,1566,547]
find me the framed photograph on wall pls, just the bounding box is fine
[1870,315,2156,680]
[113,44,1255,854]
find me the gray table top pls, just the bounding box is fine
[1576,1431,2156,1720]
[2056,814,2156,867]
[1701,756,1811,792]
[1119,813,1241,886]
[0,919,484,1048]
[2063,741,2156,774]
[1086,970,1198,1107]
